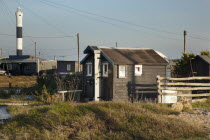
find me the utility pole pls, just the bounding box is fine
[35,42,38,76]
[77,33,80,72]
[184,30,187,54]
[0,48,2,57]
[35,42,37,61]
[116,42,118,48]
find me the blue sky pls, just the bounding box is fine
[0,0,209,60]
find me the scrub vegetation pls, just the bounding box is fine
[192,98,210,111]
[0,76,37,88]
[0,102,208,140]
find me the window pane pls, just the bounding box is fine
[87,63,92,76]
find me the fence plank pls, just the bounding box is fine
[161,93,210,97]
[160,87,210,91]
[158,76,210,81]
[136,91,157,94]
[159,82,210,87]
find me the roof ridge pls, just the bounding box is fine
[98,47,152,50]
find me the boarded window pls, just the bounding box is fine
[86,63,92,76]
[118,65,126,78]
[8,64,12,70]
[67,64,71,71]
[25,66,31,70]
[102,63,108,77]
[135,65,142,76]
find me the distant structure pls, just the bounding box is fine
[57,60,82,75]
[16,7,23,56]
[0,7,57,75]
[192,55,210,76]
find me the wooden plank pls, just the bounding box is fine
[160,87,210,91]
[135,91,157,94]
[133,84,157,87]
[160,93,210,97]
[158,76,210,81]
[159,82,210,87]
[135,87,157,90]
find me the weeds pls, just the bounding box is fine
[192,98,210,111]
[0,102,208,140]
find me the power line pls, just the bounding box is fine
[41,0,180,35]
[39,0,182,41]
[40,0,210,41]
[0,33,74,38]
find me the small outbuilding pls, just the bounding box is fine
[0,55,57,75]
[57,60,82,75]
[81,46,168,102]
[192,55,210,76]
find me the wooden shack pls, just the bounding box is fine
[0,55,57,75]
[81,46,168,102]
[192,55,210,76]
[57,60,81,75]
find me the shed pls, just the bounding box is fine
[57,60,82,75]
[192,55,210,76]
[81,46,168,102]
[0,55,57,75]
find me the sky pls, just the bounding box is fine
[0,0,209,60]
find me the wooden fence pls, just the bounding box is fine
[157,75,210,103]
[129,83,157,102]
[57,90,82,102]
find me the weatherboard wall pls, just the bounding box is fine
[112,65,167,101]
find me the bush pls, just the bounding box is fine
[33,85,59,103]
[192,98,210,111]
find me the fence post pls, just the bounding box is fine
[8,73,12,88]
[156,75,162,103]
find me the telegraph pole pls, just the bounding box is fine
[184,30,187,54]
[35,42,37,61]
[77,33,80,72]
[0,48,2,57]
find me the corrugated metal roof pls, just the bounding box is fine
[99,47,168,65]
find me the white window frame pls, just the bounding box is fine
[118,65,126,78]
[135,65,143,76]
[67,64,71,71]
[102,63,108,77]
[86,62,92,76]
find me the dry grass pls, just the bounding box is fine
[0,76,37,88]
[0,102,208,140]
[192,98,210,111]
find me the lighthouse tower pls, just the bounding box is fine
[16,7,23,56]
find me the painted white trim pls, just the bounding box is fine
[94,52,101,101]
[135,65,143,76]
[118,65,126,78]
[102,63,108,77]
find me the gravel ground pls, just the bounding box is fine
[168,108,210,137]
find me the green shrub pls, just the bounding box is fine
[33,85,59,103]
[192,98,210,111]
